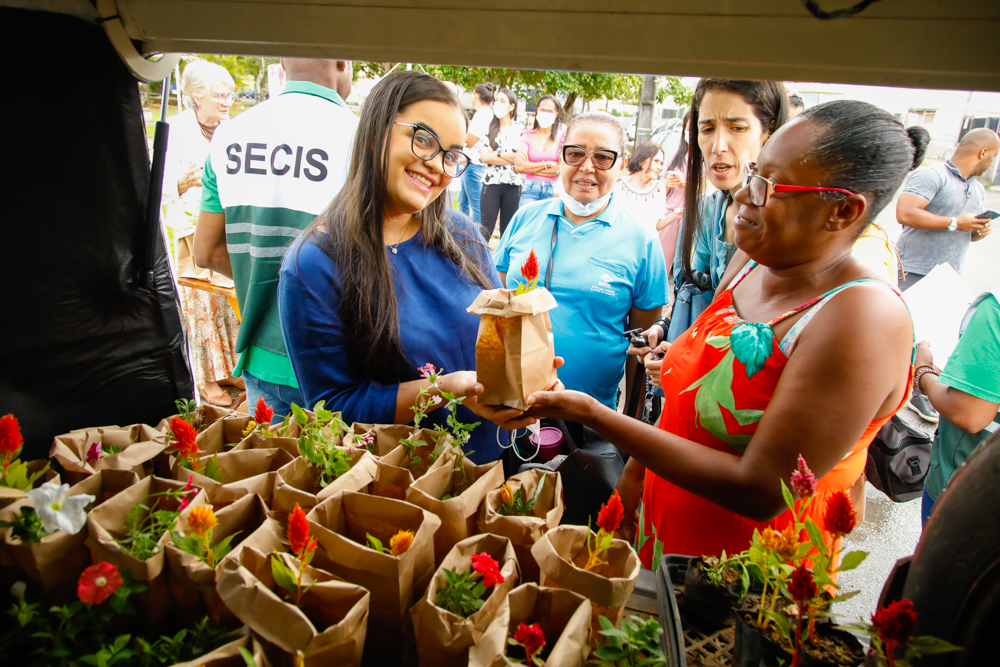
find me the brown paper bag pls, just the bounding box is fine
[0,459,59,505]
[531,525,640,639]
[306,490,441,661]
[410,533,520,667]
[470,583,592,667]
[169,631,272,667]
[155,404,237,441]
[177,232,235,288]
[50,424,169,485]
[406,456,504,565]
[230,429,301,459]
[86,475,208,630]
[174,447,293,507]
[479,470,564,584]
[467,287,558,410]
[2,470,138,602]
[351,423,424,457]
[216,524,369,667]
[371,446,415,501]
[166,493,270,621]
[272,450,377,518]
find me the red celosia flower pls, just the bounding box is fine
[253,397,274,426]
[596,490,625,534]
[787,563,818,603]
[471,552,505,587]
[823,489,857,537]
[288,503,317,559]
[520,248,540,285]
[790,454,817,500]
[170,416,199,458]
[513,622,546,660]
[178,477,196,511]
[0,414,23,458]
[78,562,123,605]
[871,599,918,644]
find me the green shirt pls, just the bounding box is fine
[200,81,358,388]
[924,294,1000,500]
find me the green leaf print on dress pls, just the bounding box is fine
[681,335,764,454]
[730,321,774,378]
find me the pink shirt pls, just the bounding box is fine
[518,127,566,182]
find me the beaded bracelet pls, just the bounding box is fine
[914,364,940,397]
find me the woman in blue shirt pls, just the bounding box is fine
[278,71,533,464]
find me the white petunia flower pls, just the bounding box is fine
[10,581,26,599]
[26,482,95,536]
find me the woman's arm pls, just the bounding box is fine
[514,150,557,175]
[655,208,683,232]
[527,283,913,521]
[479,145,511,166]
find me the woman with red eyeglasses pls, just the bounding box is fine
[524,100,925,563]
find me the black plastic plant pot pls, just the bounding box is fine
[655,554,690,667]
[682,556,742,632]
[799,624,866,667]
[733,610,788,667]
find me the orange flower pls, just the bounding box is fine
[187,505,217,537]
[253,397,274,426]
[0,414,23,458]
[520,248,539,285]
[389,530,414,556]
[78,562,122,605]
[596,490,624,534]
[170,416,199,459]
[288,503,316,559]
[823,489,857,537]
[500,483,513,505]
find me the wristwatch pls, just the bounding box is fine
[947,217,958,231]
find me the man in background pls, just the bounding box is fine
[787,92,805,118]
[194,58,358,422]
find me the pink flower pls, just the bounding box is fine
[86,442,102,464]
[178,477,196,511]
[791,454,817,499]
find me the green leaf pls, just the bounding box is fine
[238,646,258,667]
[805,517,824,548]
[780,479,795,513]
[291,403,308,426]
[837,550,868,572]
[366,533,385,553]
[906,635,963,653]
[271,554,299,594]
[204,454,221,482]
[213,532,241,562]
[829,590,861,603]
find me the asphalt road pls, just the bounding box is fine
[834,187,999,622]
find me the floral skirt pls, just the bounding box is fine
[179,285,239,388]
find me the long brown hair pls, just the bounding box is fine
[679,79,788,288]
[300,70,494,382]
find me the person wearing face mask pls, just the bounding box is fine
[455,82,494,225]
[514,94,566,208]
[656,79,789,345]
[277,72,547,465]
[494,113,668,412]
[479,88,525,239]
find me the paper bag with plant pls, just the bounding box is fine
[215,511,370,667]
[306,489,440,661]
[50,423,168,485]
[175,446,293,507]
[410,533,520,667]
[479,469,564,584]
[155,398,238,443]
[0,413,57,504]
[466,249,558,410]
[531,491,640,639]
[469,582,592,667]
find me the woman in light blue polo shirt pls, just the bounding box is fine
[494,113,668,410]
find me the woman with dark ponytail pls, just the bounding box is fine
[278,71,538,464]
[527,100,921,562]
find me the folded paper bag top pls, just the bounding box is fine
[467,287,558,317]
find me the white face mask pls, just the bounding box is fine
[560,191,613,217]
[535,111,557,129]
[492,102,510,119]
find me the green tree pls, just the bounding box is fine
[657,76,694,109]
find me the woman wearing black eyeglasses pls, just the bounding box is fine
[494,112,668,412]
[525,101,923,565]
[278,71,540,464]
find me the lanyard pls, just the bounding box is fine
[544,218,558,289]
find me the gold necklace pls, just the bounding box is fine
[388,219,413,255]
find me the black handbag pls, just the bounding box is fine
[865,415,933,502]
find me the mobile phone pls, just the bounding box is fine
[975,209,999,220]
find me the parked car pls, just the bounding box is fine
[650,118,684,160]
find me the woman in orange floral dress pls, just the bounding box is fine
[524,100,924,567]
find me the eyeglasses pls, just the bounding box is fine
[743,161,856,207]
[207,92,236,104]
[562,145,619,170]
[394,122,470,178]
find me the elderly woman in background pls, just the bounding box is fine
[515,94,566,208]
[162,59,242,407]
[495,113,668,412]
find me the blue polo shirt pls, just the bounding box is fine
[494,195,668,408]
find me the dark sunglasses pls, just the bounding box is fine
[561,145,619,170]
[395,122,470,178]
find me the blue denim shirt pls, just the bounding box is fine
[667,191,735,341]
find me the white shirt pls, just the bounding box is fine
[465,108,493,166]
[162,108,216,235]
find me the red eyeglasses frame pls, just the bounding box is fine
[743,161,857,206]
